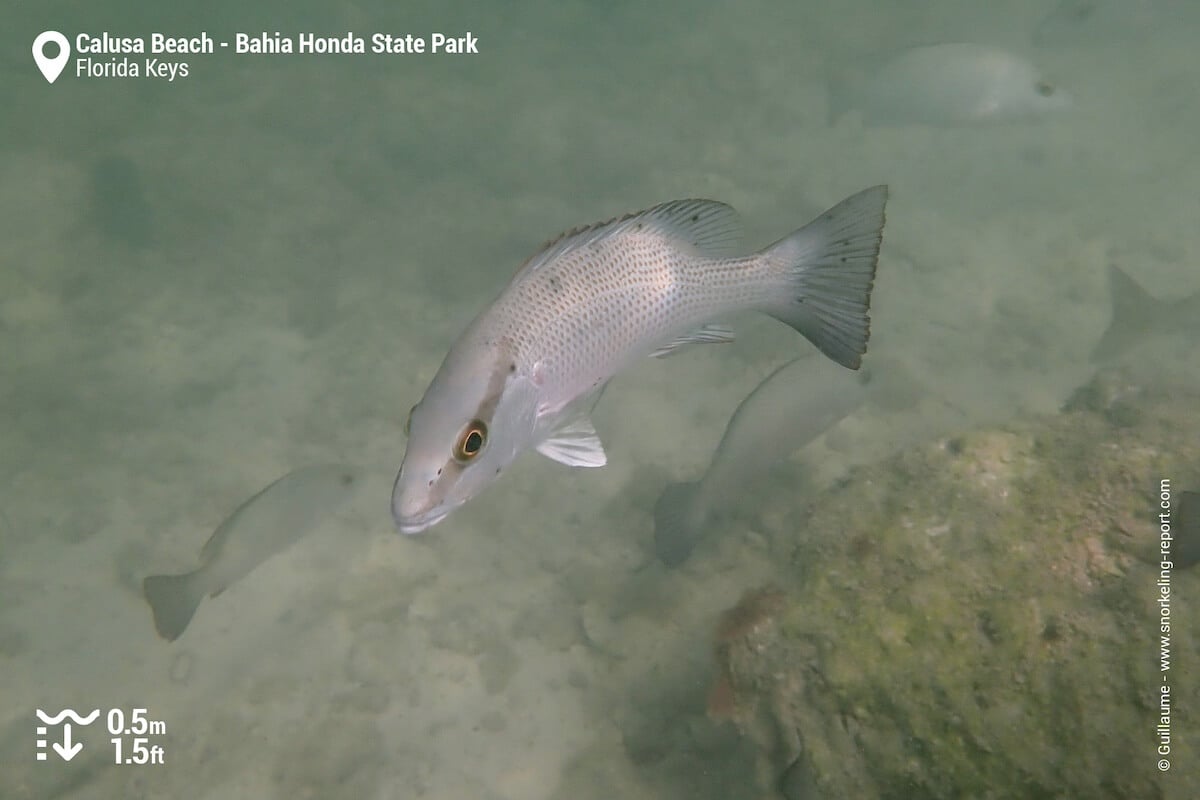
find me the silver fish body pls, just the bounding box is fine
[143,464,362,640]
[654,354,868,566]
[830,44,1070,126]
[392,186,888,533]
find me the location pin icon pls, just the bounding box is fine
[32,31,70,84]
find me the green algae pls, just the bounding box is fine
[718,369,1199,799]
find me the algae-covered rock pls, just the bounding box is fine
[714,369,1199,799]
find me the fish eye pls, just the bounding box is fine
[1035,80,1055,97]
[403,405,415,436]
[454,420,488,462]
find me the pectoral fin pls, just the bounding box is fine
[536,415,608,467]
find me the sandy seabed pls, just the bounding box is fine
[2,1,1198,797]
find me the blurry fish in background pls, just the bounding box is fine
[1033,0,1188,46]
[778,750,819,800]
[392,186,888,534]
[828,43,1070,126]
[654,355,868,566]
[1091,265,1200,362]
[1176,490,1200,570]
[89,155,154,248]
[143,464,362,641]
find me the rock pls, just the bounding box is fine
[713,368,1200,798]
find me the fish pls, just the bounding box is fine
[391,186,889,534]
[653,355,868,566]
[1091,265,1200,362]
[778,750,820,800]
[143,464,362,641]
[828,43,1070,126]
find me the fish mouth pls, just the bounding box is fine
[391,462,457,534]
[391,500,457,535]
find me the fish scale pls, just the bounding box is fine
[499,238,768,404]
[391,185,888,533]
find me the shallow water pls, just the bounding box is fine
[3,1,1198,797]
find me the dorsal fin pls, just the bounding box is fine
[514,199,743,278]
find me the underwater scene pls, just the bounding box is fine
[3,1,1198,797]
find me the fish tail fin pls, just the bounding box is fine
[762,185,888,370]
[1090,265,1165,362]
[142,572,204,642]
[653,481,708,567]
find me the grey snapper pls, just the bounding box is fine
[829,43,1070,125]
[1091,265,1200,361]
[654,355,868,566]
[143,464,362,641]
[391,186,889,533]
